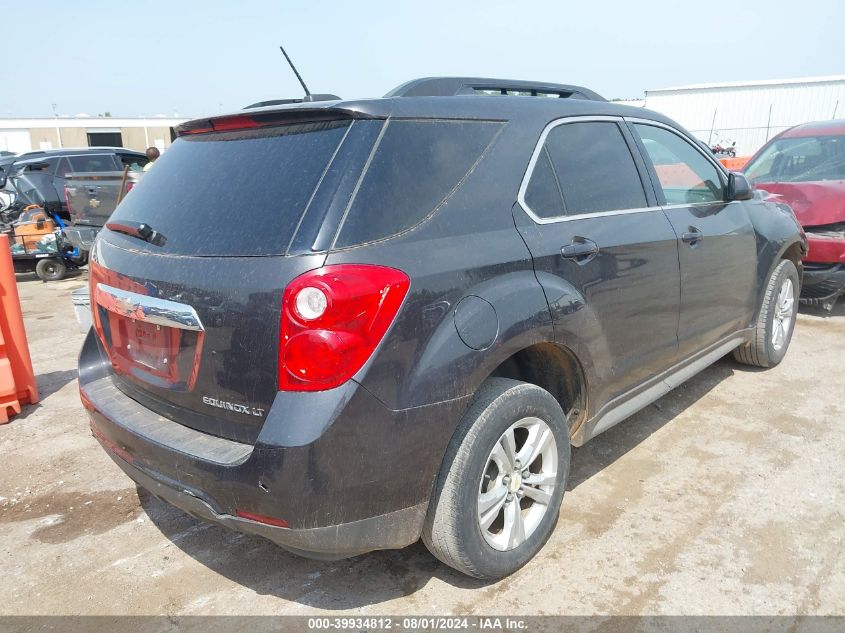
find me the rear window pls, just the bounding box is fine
[67,154,118,173]
[107,121,351,256]
[334,119,502,248]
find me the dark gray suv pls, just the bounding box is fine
[79,77,806,579]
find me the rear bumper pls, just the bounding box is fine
[104,448,425,559]
[79,330,468,557]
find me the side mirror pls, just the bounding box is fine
[728,172,753,201]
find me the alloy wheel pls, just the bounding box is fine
[477,417,558,551]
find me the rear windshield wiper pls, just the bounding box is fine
[105,220,167,247]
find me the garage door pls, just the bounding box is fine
[0,129,32,153]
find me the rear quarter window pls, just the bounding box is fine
[334,119,503,248]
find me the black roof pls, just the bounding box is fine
[185,77,673,135]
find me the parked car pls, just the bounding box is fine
[1,147,147,222]
[79,77,806,579]
[744,120,845,310]
[62,169,145,254]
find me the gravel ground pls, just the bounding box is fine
[1,271,843,617]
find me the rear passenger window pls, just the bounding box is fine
[334,120,502,248]
[523,121,647,218]
[634,124,723,205]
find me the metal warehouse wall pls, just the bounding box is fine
[644,77,845,156]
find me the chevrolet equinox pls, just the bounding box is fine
[79,77,806,579]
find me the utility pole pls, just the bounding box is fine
[51,103,63,149]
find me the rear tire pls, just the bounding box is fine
[733,259,799,368]
[422,378,570,579]
[35,258,66,282]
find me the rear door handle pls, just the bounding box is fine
[681,227,703,245]
[560,237,599,263]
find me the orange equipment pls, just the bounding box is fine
[719,156,750,171]
[0,233,39,422]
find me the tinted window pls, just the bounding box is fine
[108,120,352,256]
[634,124,723,205]
[335,120,502,248]
[524,148,565,218]
[117,153,149,172]
[744,135,845,183]
[68,154,118,173]
[525,121,647,218]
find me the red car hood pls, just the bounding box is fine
[754,180,845,227]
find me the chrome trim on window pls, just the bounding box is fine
[516,115,661,225]
[95,284,204,332]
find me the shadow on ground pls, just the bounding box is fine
[37,368,79,399]
[139,357,740,610]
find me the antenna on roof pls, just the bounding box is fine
[279,45,311,98]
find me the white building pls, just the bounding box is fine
[642,75,845,156]
[0,116,189,154]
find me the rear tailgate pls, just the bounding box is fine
[89,241,324,444]
[90,116,381,444]
[65,171,130,226]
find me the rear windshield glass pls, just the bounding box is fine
[68,154,118,172]
[334,119,502,248]
[745,135,845,183]
[107,120,351,256]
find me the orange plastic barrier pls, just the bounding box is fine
[0,234,39,422]
[719,156,750,171]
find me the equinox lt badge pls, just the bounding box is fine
[202,396,265,417]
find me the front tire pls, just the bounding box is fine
[733,259,799,368]
[422,378,570,579]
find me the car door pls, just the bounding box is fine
[514,116,681,409]
[629,121,758,359]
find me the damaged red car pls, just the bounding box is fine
[744,120,845,310]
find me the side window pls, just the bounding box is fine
[634,124,723,205]
[67,154,117,173]
[118,153,149,172]
[523,121,647,218]
[56,158,71,178]
[334,119,502,248]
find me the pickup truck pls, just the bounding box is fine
[63,169,144,252]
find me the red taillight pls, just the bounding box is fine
[235,509,289,528]
[278,264,410,392]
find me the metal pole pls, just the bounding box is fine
[765,104,773,142]
[833,100,839,119]
[707,108,717,145]
[51,103,63,149]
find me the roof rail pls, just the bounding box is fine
[385,77,605,101]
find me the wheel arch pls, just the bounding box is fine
[486,342,588,441]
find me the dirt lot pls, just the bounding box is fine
[1,271,844,617]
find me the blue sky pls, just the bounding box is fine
[3,0,844,118]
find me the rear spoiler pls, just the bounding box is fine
[176,107,378,137]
